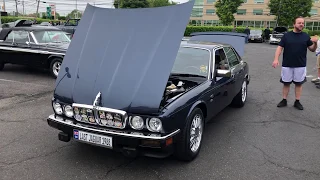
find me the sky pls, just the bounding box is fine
[0,0,189,16]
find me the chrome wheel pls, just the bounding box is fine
[190,114,203,153]
[52,61,61,77]
[241,81,247,102]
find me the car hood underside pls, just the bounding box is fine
[53,1,195,115]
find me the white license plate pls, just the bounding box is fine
[251,38,254,40]
[73,129,112,148]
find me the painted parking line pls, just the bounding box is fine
[0,78,51,87]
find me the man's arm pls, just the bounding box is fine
[308,36,318,52]
[272,35,285,68]
[274,46,283,61]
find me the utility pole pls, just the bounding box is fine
[76,0,77,10]
[36,0,40,18]
[22,0,24,15]
[3,0,6,12]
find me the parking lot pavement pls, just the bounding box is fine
[0,43,319,180]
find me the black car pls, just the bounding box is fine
[0,24,70,78]
[46,2,250,161]
[56,18,80,38]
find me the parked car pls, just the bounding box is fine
[248,29,264,43]
[56,18,80,38]
[0,23,71,78]
[269,26,288,44]
[46,2,250,161]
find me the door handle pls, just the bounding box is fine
[210,92,221,98]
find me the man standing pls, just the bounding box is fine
[311,37,320,88]
[272,16,318,110]
[264,27,271,42]
[244,26,250,43]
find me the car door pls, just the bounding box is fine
[0,30,24,65]
[211,47,233,112]
[223,46,245,100]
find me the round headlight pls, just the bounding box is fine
[64,105,74,117]
[53,102,63,115]
[147,118,162,132]
[130,116,144,130]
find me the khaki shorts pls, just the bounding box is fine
[317,55,320,68]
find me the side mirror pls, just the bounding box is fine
[216,69,232,78]
[26,41,30,45]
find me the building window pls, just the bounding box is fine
[194,0,204,5]
[253,9,263,15]
[206,9,215,15]
[191,7,203,17]
[237,9,246,15]
[254,0,264,3]
[243,0,247,3]
[310,9,318,15]
[206,0,215,3]
[314,0,319,3]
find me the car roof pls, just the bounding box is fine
[0,26,63,40]
[180,40,230,49]
[9,26,61,31]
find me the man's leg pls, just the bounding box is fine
[278,67,293,107]
[293,67,307,110]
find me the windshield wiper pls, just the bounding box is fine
[171,73,206,78]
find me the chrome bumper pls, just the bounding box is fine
[47,114,180,140]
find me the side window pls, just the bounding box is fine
[223,47,240,67]
[4,30,30,43]
[214,48,230,70]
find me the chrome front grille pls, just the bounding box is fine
[72,103,127,129]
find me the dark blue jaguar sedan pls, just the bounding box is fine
[46,1,250,161]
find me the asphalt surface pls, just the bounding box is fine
[0,43,319,180]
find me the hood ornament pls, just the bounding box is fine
[93,92,102,107]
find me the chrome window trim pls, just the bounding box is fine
[29,32,39,44]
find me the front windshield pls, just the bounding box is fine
[32,30,71,44]
[171,47,210,78]
[250,30,262,34]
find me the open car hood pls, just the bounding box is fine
[189,32,247,57]
[273,26,288,33]
[53,2,194,114]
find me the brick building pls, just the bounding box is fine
[189,0,320,30]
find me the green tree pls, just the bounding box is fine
[215,0,244,26]
[148,0,177,7]
[268,0,313,26]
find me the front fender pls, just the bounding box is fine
[186,100,207,118]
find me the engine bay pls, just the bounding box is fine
[160,77,201,107]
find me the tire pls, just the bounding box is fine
[230,80,247,108]
[174,108,204,162]
[49,58,62,78]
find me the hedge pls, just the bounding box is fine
[184,26,318,36]
[2,16,320,36]
[0,16,63,24]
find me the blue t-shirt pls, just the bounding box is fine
[279,31,313,67]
